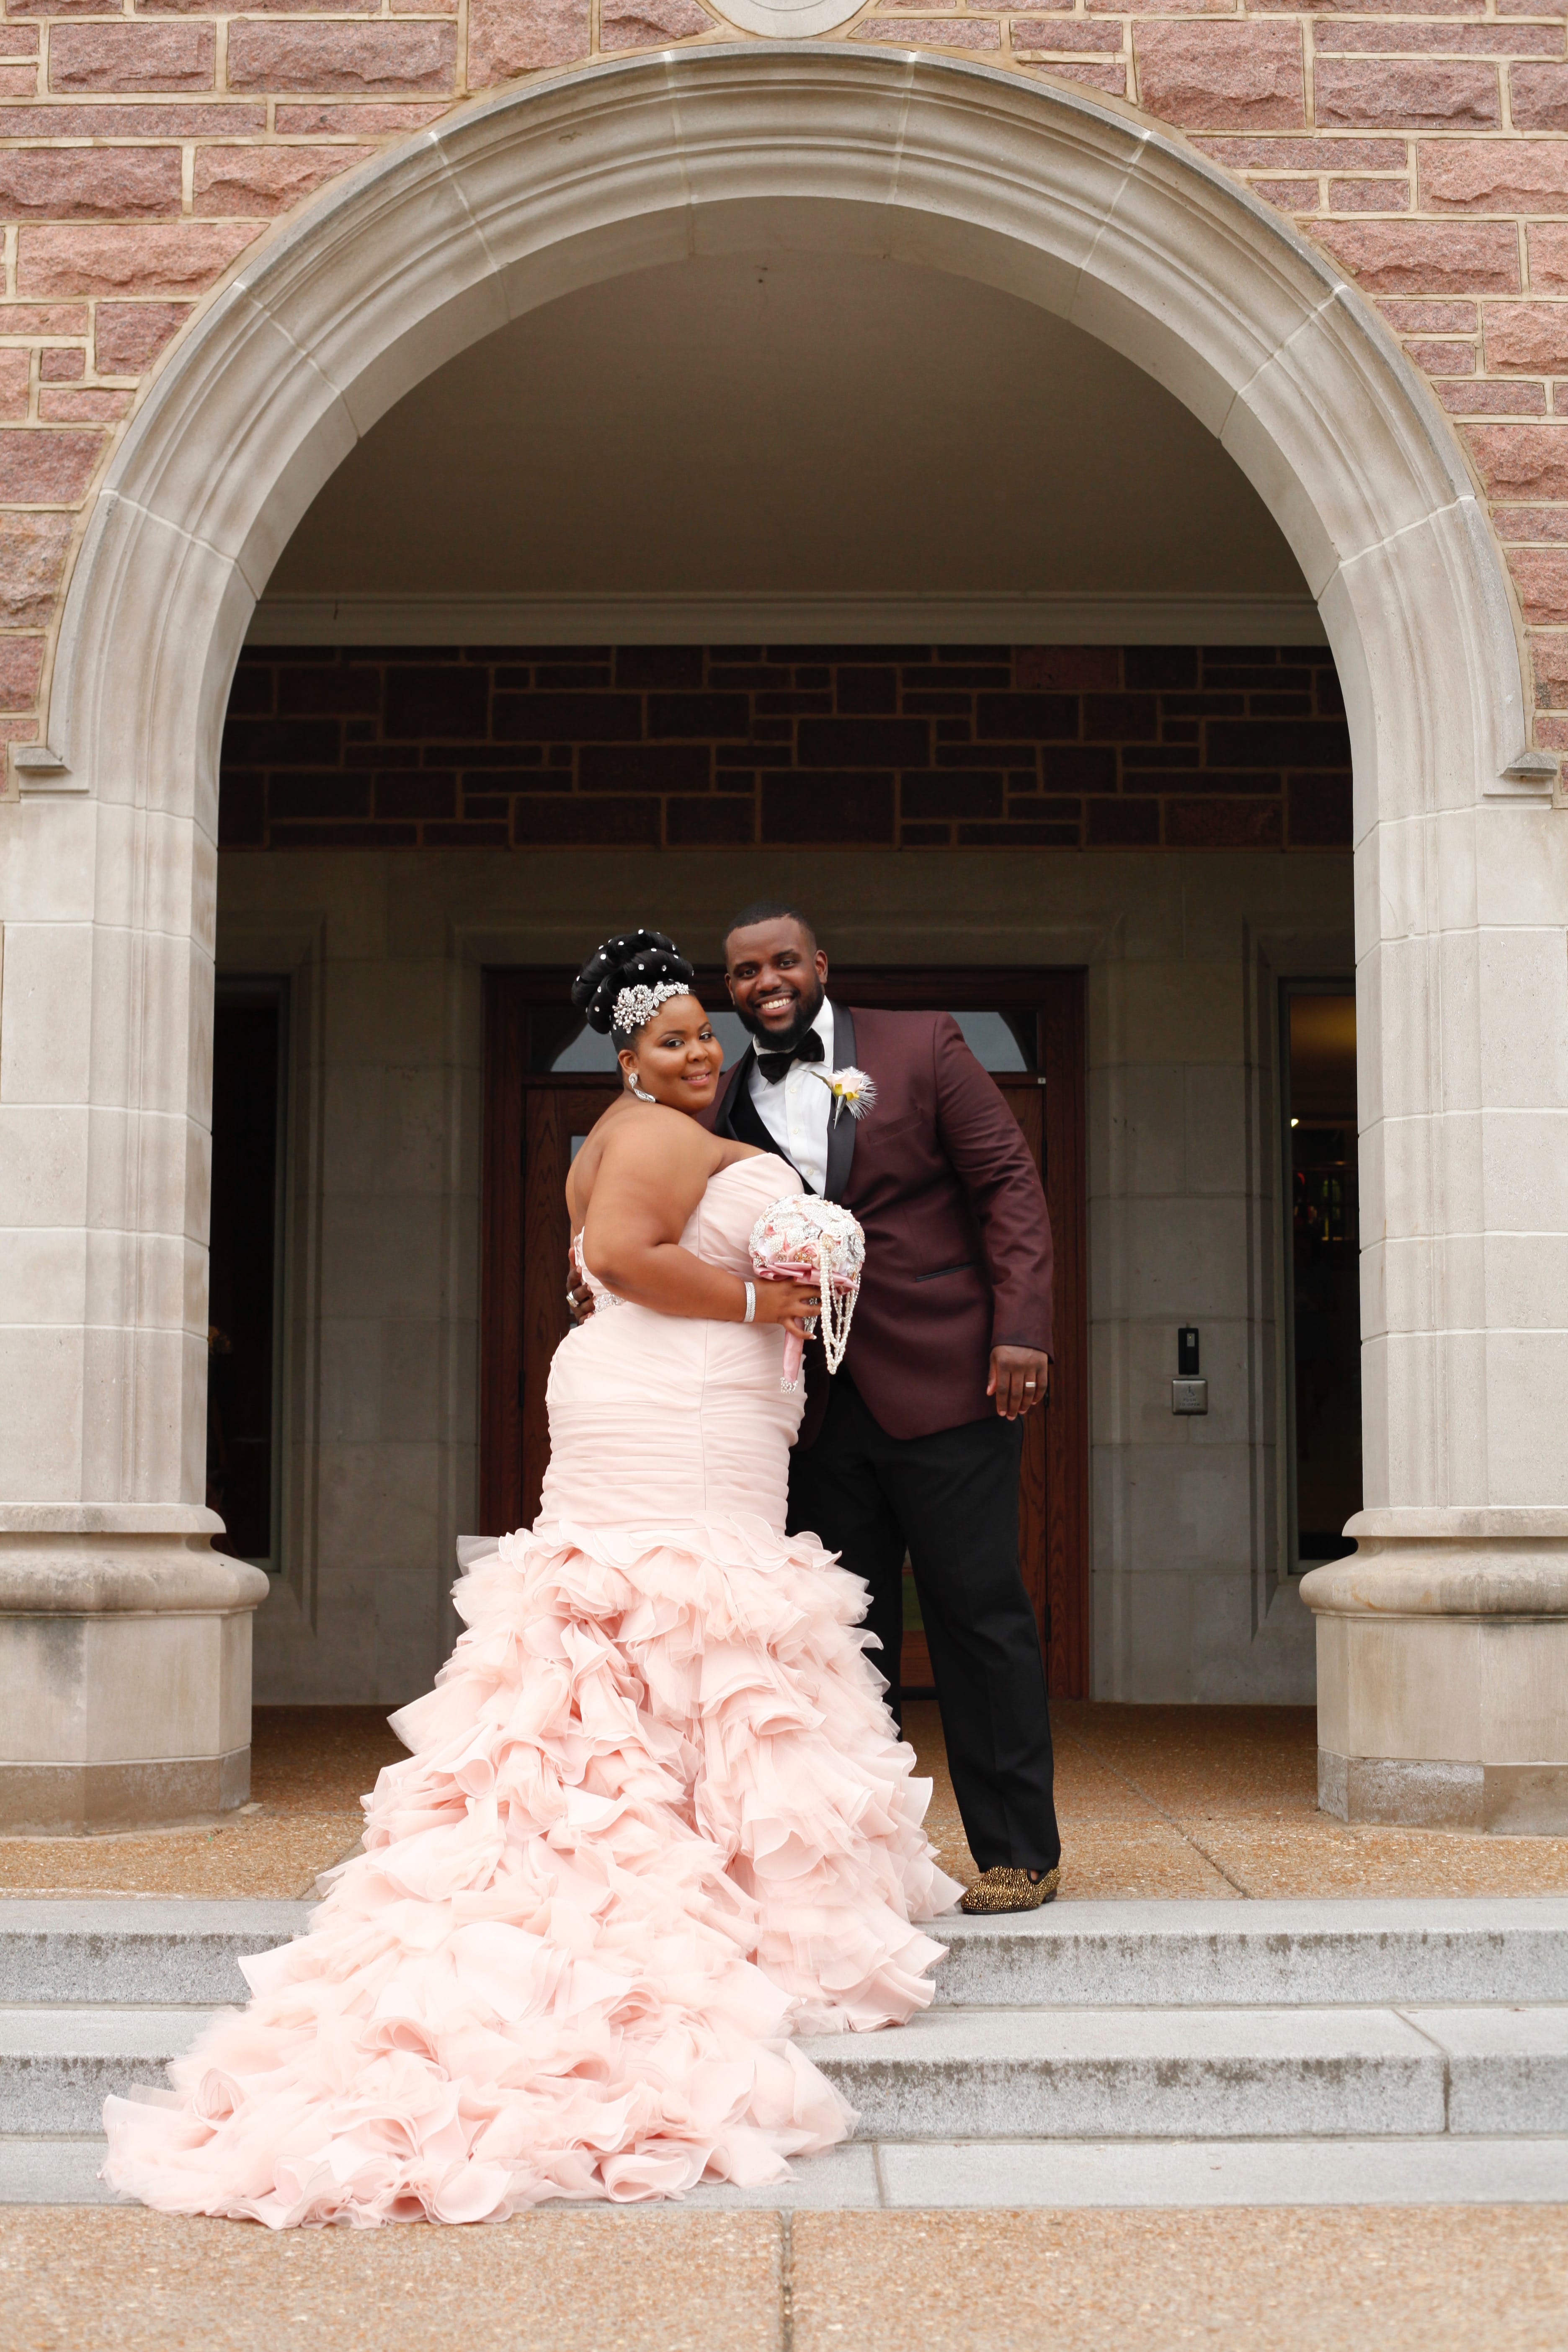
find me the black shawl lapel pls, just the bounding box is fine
[823,1001,857,1203]
[720,1047,806,1181]
[715,1050,749,1134]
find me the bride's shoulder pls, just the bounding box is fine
[600,1106,720,1170]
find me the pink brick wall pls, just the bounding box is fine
[3,8,1568,766]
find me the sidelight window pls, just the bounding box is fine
[1282,985,1361,1572]
[208,978,289,1571]
[533,997,1037,1073]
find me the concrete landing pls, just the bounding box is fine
[5,1703,1568,1902]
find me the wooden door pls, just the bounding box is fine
[896,1075,1047,1696]
[480,968,1089,1696]
[479,979,621,1535]
[1003,1081,1053,1693]
[480,1077,617,1532]
[525,1086,619,1522]
[896,1064,1086,1701]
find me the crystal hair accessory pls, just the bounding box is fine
[749,1195,866,1392]
[810,1064,878,1127]
[611,980,689,1034]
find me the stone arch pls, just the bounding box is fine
[8,42,1566,1834]
[48,43,1527,821]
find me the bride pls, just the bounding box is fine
[103,930,960,2225]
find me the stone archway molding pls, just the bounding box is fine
[5,44,1566,1834]
[41,43,1532,812]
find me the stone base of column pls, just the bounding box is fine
[1301,1510,1568,1838]
[0,1508,271,1836]
[1317,1751,1568,1834]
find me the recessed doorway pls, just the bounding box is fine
[480,967,1089,1697]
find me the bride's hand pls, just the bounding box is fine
[751,1277,822,1338]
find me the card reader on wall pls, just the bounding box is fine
[1173,1326,1207,1414]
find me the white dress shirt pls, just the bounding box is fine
[747,998,835,1195]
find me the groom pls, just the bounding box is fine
[715,903,1061,1914]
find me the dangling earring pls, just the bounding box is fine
[626,1070,657,1104]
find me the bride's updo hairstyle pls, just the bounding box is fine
[572,930,696,1037]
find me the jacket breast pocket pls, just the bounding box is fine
[913,1260,982,1284]
[862,1111,922,1153]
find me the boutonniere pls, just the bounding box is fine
[811,1065,878,1127]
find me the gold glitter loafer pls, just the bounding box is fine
[959,1865,1060,1916]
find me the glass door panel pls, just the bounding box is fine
[1284,987,1362,1570]
[209,978,288,1570]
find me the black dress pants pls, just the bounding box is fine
[787,1375,1060,1876]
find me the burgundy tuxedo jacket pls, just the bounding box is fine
[713,1004,1055,1445]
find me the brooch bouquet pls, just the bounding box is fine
[749,1196,867,1392]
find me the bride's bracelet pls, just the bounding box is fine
[742,1280,756,1325]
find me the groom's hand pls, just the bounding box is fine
[988,1346,1050,1420]
[566,1244,594,1326]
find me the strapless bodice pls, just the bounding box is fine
[550,1153,805,1531]
[575,1153,798,1305]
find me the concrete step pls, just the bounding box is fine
[797,2003,1568,2141]
[0,2008,214,2135]
[870,2134,1568,2210]
[10,1999,1564,2144]
[0,1901,310,2007]
[6,1897,1567,2011]
[1403,2005,1568,2133]
[931,1899,1568,2008]
[9,2133,1568,2212]
[4,1897,1565,2189]
[0,2136,111,2205]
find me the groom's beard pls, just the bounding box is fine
[734,976,827,1058]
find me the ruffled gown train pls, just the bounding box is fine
[102,1155,961,2225]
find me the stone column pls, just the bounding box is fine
[1302,785,1568,1831]
[0,779,268,1834]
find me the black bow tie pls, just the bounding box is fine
[756,1029,825,1085]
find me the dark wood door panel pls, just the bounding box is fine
[1001,1080,1051,1673]
[478,975,526,1540]
[521,1086,618,1524]
[1041,976,1089,1699]
[899,1076,1063,1695]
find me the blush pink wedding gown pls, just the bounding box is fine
[103,1155,960,2225]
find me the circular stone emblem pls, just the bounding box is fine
[714,0,870,36]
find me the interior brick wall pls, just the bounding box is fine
[220,641,1351,850]
[5,8,1568,780]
